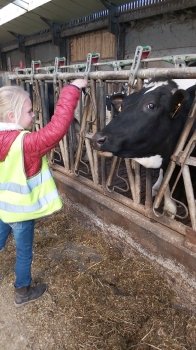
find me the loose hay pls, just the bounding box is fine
[0,208,196,350]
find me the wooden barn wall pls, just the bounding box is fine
[70,30,115,63]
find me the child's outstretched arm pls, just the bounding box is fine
[24,79,87,158]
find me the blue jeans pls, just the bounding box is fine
[0,219,35,288]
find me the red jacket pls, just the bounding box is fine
[0,85,80,178]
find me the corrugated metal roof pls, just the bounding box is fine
[0,0,134,45]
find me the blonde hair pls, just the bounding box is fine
[0,85,29,124]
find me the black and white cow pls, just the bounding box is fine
[91,77,196,217]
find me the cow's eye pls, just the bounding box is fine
[147,103,155,110]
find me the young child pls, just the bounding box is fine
[0,78,87,307]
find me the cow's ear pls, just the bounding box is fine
[170,89,189,118]
[110,93,126,113]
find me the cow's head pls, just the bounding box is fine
[106,92,126,118]
[92,78,189,169]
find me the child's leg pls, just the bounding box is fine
[11,220,35,288]
[0,219,12,251]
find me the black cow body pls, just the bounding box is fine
[92,78,196,216]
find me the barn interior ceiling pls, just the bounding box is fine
[0,0,133,46]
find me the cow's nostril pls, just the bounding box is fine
[97,136,106,145]
[91,134,107,150]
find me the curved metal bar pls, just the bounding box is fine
[106,158,130,193]
[169,197,189,219]
[153,200,189,219]
[152,206,165,218]
[74,160,90,177]
[53,147,62,163]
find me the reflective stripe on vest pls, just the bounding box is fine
[0,131,62,222]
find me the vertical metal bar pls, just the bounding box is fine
[98,79,107,188]
[57,79,70,169]
[106,156,118,187]
[62,135,70,170]
[31,82,36,132]
[68,124,75,173]
[62,79,74,172]
[134,161,141,204]
[59,79,63,92]
[145,168,153,210]
[39,80,48,127]
[90,79,99,185]
[99,80,106,129]
[35,80,43,129]
[44,81,50,122]
[182,165,196,230]
[74,94,90,173]
[125,159,136,201]
[101,148,106,189]
[45,81,54,165]
[26,82,30,94]
[136,78,144,91]
[58,78,70,170]
[85,137,97,183]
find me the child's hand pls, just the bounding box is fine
[72,79,88,89]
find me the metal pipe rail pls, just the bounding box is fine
[9,67,196,82]
[92,54,196,69]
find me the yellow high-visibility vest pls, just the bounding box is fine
[0,131,62,222]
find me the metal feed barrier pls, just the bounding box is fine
[9,48,196,251]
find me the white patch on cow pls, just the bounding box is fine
[133,155,163,168]
[163,185,177,219]
[152,168,163,197]
[144,81,169,94]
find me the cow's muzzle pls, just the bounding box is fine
[91,133,106,150]
[91,133,113,157]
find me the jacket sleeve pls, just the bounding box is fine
[23,85,80,158]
